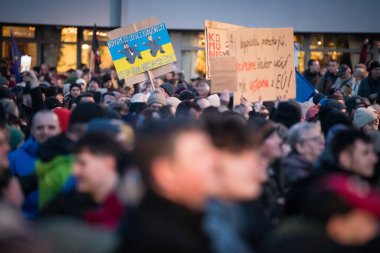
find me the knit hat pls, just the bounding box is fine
[179,90,195,101]
[207,94,221,107]
[166,97,182,110]
[160,83,174,97]
[0,98,19,118]
[53,108,71,133]
[69,83,81,91]
[131,93,148,104]
[273,101,302,129]
[353,107,377,129]
[345,96,368,115]
[147,90,166,106]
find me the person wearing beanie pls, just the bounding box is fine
[147,90,166,110]
[345,96,369,118]
[159,83,174,98]
[64,83,82,109]
[179,90,195,101]
[353,107,378,132]
[53,108,71,133]
[358,60,380,101]
[273,101,302,129]
[312,93,327,105]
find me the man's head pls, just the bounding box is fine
[77,92,95,104]
[201,112,267,200]
[72,132,127,202]
[147,35,153,41]
[327,60,338,75]
[331,130,377,178]
[308,59,320,74]
[69,83,81,98]
[353,107,379,132]
[30,110,61,144]
[123,43,130,49]
[196,81,210,98]
[88,79,100,92]
[102,92,117,106]
[134,120,217,210]
[370,61,380,80]
[338,64,351,80]
[288,123,325,162]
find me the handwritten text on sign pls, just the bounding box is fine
[228,28,295,102]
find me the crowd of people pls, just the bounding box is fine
[0,52,380,253]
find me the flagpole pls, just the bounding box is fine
[89,50,93,80]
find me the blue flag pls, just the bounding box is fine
[296,69,316,102]
[11,31,21,83]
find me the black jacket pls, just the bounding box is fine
[118,191,211,253]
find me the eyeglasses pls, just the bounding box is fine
[301,136,324,144]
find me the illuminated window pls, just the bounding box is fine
[1,41,37,66]
[2,26,35,38]
[83,29,109,42]
[61,27,77,43]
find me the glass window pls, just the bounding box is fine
[83,29,109,42]
[61,27,77,43]
[1,41,37,66]
[2,26,35,38]
[80,44,113,70]
[57,44,77,73]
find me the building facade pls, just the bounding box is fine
[1,0,379,80]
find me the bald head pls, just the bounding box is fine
[31,110,61,143]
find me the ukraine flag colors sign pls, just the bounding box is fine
[107,23,176,80]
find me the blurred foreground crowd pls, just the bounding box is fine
[0,57,380,253]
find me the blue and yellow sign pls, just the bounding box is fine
[107,23,176,80]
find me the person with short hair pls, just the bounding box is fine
[280,123,325,188]
[8,110,61,217]
[118,120,218,252]
[303,59,321,87]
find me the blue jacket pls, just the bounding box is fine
[8,137,39,218]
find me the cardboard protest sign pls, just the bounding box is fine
[205,20,243,79]
[107,17,176,86]
[209,56,238,93]
[227,27,295,103]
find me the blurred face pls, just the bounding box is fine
[214,149,268,200]
[298,129,325,162]
[362,118,379,132]
[328,61,338,74]
[73,150,115,197]
[164,131,217,208]
[31,112,61,144]
[103,94,116,105]
[70,87,81,98]
[88,81,99,92]
[197,83,210,98]
[310,61,320,73]
[262,131,283,160]
[371,67,380,80]
[344,140,377,177]
[149,103,163,110]
[0,130,10,169]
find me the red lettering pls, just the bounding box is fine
[249,79,269,93]
[216,34,220,42]
[208,33,214,42]
[208,42,215,50]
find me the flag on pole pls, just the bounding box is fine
[92,24,101,73]
[10,31,22,83]
[296,69,316,102]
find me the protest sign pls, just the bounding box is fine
[20,55,31,72]
[205,20,243,79]
[209,56,238,93]
[227,27,295,103]
[107,17,176,86]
